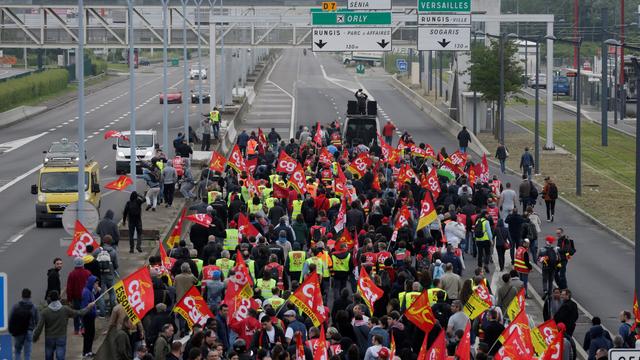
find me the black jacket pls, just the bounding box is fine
[46,268,61,300]
[251,326,286,354]
[554,299,579,336]
[96,209,120,246]
[457,129,471,147]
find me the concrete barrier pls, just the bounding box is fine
[388,75,490,156]
[0,105,47,128]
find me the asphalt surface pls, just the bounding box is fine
[0,67,31,80]
[0,60,209,303]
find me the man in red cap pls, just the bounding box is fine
[538,235,560,297]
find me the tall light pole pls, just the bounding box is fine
[208,0,217,108]
[631,55,640,309]
[77,0,86,220]
[195,0,204,116]
[181,0,190,138]
[127,0,137,182]
[472,31,478,135]
[161,0,169,155]
[549,36,582,195]
[509,33,543,175]
[220,0,225,111]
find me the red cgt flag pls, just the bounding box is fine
[313,326,329,360]
[333,198,347,233]
[273,182,289,199]
[318,147,333,166]
[454,322,472,360]
[276,151,298,173]
[104,130,129,141]
[495,326,535,360]
[288,162,307,195]
[334,229,355,251]
[227,145,247,174]
[238,212,260,239]
[347,153,372,178]
[67,220,99,257]
[313,122,323,146]
[167,208,186,249]
[105,175,133,191]
[418,328,446,360]
[405,290,437,334]
[158,242,176,274]
[186,213,212,227]
[173,286,214,329]
[289,272,327,327]
[208,151,226,173]
[295,332,306,360]
[113,266,154,325]
[540,331,564,360]
[357,267,384,315]
[423,167,441,199]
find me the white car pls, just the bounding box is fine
[189,67,207,80]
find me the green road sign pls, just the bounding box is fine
[417,0,471,13]
[312,11,391,26]
[356,64,365,74]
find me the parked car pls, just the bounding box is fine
[159,88,182,104]
[530,73,547,89]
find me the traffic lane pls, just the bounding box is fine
[0,82,191,302]
[268,49,300,96]
[360,78,452,152]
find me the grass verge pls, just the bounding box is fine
[478,128,634,240]
[107,63,130,72]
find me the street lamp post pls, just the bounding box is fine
[181,0,189,138]
[631,55,640,308]
[127,0,137,183]
[472,31,478,135]
[509,33,543,175]
[161,0,169,155]
[195,0,204,116]
[548,36,582,195]
[77,0,86,220]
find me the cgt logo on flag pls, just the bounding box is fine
[105,175,133,191]
[67,220,99,257]
[114,266,154,325]
[104,130,129,141]
[174,286,214,329]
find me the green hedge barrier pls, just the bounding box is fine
[0,69,69,113]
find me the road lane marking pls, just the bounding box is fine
[87,135,94,139]
[0,164,42,194]
[49,128,56,132]
[56,125,63,128]
[103,165,108,169]
[0,132,49,154]
[8,224,36,243]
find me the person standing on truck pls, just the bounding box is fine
[382,120,396,146]
[355,89,368,115]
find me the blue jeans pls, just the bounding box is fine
[385,135,393,146]
[44,337,66,360]
[212,122,220,139]
[519,272,529,295]
[14,330,33,360]
[460,146,467,153]
[499,159,506,173]
[523,165,532,179]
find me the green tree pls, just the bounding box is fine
[466,39,524,139]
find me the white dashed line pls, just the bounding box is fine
[98,128,105,131]
[103,165,108,169]
[68,119,75,123]
[49,128,56,131]
[56,125,63,128]
[87,135,94,139]
[62,122,69,125]
[104,125,110,128]
[92,132,99,135]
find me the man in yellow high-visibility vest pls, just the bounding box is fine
[210,106,221,140]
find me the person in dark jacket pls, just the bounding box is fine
[45,257,63,301]
[123,191,145,253]
[494,219,511,272]
[251,315,286,355]
[481,309,505,355]
[8,288,39,360]
[96,209,120,248]
[346,201,365,233]
[457,126,471,153]
[583,317,612,352]
[236,130,250,156]
[505,209,525,262]
[554,289,579,336]
[495,143,509,174]
[520,147,535,179]
[81,275,99,357]
[586,323,612,360]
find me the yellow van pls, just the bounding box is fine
[31,159,101,228]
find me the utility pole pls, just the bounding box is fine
[601,8,609,146]
[181,0,189,138]
[127,0,137,184]
[77,0,86,221]
[161,0,169,155]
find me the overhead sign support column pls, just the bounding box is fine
[417,0,472,51]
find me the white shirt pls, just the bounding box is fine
[500,189,517,209]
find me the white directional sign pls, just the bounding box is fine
[418,26,470,51]
[347,0,392,10]
[312,27,392,52]
[418,14,471,26]
[609,349,640,360]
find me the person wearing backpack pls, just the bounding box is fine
[538,236,560,297]
[9,288,39,360]
[555,228,576,290]
[473,211,493,272]
[542,177,559,222]
[94,235,119,314]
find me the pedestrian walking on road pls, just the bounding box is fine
[554,289,579,336]
[382,120,396,146]
[519,147,534,179]
[473,211,493,273]
[66,257,91,335]
[518,175,532,213]
[493,218,511,272]
[542,176,559,222]
[96,209,120,248]
[268,128,281,150]
[8,288,38,360]
[200,115,212,151]
[457,126,471,153]
[95,235,118,313]
[495,142,509,174]
[45,258,63,302]
[236,130,250,156]
[81,275,99,358]
[555,228,576,290]
[498,182,517,220]
[514,239,533,296]
[33,290,95,360]
[123,191,145,253]
[538,236,560,297]
[161,160,178,208]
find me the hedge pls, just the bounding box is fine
[0,69,69,113]
[92,58,107,75]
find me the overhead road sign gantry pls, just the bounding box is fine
[347,0,392,10]
[312,11,392,26]
[418,26,471,51]
[313,27,392,52]
[418,0,471,13]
